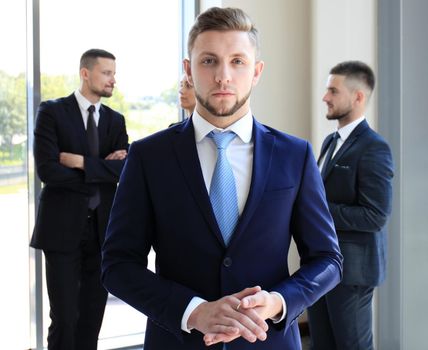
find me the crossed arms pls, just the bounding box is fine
[59,150,127,169]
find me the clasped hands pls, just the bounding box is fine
[188,286,283,346]
[59,149,127,169]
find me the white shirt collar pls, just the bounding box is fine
[74,89,101,113]
[192,109,253,144]
[337,116,365,142]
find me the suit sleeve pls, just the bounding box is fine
[271,142,343,331]
[34,101,128,187]
[84,113,129,184]
[328,140,394,232]
[34,101,85,186]
[101,142,196,342]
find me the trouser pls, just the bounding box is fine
[44,210,108,350]
[307,283,375,350]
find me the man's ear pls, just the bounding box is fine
[252,60,265,86]
[355,89,365,104]
[183,59,193,85]
[80,67,89,81]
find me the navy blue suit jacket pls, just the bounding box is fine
[318,120,393,286]
[31,93,129,252]
[102,117,343,349]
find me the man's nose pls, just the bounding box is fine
[322,93,329,102]
[215,63,231,84]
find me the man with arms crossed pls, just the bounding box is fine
[31,49,129,350]
[308,61,393,350]
[102,8,342,350]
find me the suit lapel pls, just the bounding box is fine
[65,94,88,154]
[323,120,369,180]
[318,134,334,165]
[229,119,274,247]
[172,119,226,246]
[98,105,109,154]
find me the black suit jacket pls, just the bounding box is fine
[319,120,393,286]
[31,93,128,252]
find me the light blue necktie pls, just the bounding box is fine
[208,131,239,245]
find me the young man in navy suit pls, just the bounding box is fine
[31,49,129,350]
[308,61,394,350]
[102,8,342,350]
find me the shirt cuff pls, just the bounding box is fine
[181,296,207,333]
[269,291,287,323]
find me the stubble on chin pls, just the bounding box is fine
[101,91,113,98]
[195,90,251,118]
[91,86,113,99]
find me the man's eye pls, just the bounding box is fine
[233,59,244,64]
[202,58,215,64]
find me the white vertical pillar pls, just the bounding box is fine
[378,0,428,348]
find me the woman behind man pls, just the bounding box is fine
[178,73,195,116]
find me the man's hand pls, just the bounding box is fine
[239,290,283,320]
[60,152,84,169]
[187,286,268,346]
[203,289,283,346]
[105,149,127,160]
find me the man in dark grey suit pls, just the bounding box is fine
[30,49,128,350]
[307,61,394,350]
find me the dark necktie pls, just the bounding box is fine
[87,105,100,209]
[208,131,239,246]
[321,132,340,178]
[87,105,99,157]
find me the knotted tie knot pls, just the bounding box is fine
[209,131,237,150]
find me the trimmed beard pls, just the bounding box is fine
[326,105,353,121]
[196,89,252,117]
[91,86,113,98]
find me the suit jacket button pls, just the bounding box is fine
[223,257,232,267]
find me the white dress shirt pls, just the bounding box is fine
[181,110,286,332]
[74,89,101,128]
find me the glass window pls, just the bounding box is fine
[38,1,185,348]
[0,0,31,348]
[39,0,182,142]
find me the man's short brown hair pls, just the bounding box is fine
[80,48,115,70]
[187,7,260,59]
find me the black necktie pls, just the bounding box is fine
[87,105,99,157]
[321,132,339,177]
[87,105,100,209]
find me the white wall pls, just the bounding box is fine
[311,0,377,154]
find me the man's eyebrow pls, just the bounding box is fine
[197,51,250,58]
[197,51,218,57]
